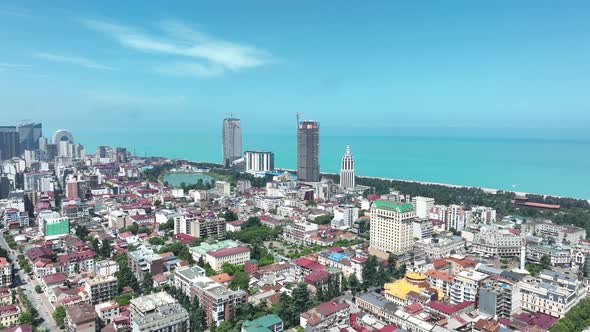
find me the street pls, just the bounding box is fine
[0,233,58,331]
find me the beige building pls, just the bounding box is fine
[0,305,20,327]
[84,275,118,305]
[369,201,416,258]
[206,246,251,272]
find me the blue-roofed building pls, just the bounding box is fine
[317,248,367,282]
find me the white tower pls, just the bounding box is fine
[339,145,355,189]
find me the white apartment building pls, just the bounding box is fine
[446,205,472,232]
[518,270,586,318]
[450,270,488,304]
[174,265,206,297]
[331,205,359,229]
[471,206,497,224]
[283,221,318,244]
[412,196,435,219]
[522,221,586,244]
[0,258,11,288]
[369,201,415,258]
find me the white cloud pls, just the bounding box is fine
[80,18,272,77]
[154,62,225,78]
[35,52,114,70]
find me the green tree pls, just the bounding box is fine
[223,210,238,221]
[244,217,261,228]
[348,273,360,295]
[19,311,34,326]
[540,255,552,270]
[127,222,139,235]
[142,273,153,294]
[311,215,333,225]
[53,305,66,328]
[75,225,89,241]
[34,285,42,293]
[229,270,250,291]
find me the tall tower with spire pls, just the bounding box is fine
[340,145,355,189]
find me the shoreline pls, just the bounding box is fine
[270,168,589,201]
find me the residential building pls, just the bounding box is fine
[518,270,586,318]
[317,249,366,282]
[339,145,355,189]
[472,225,525,257]
[191,277,247,327]
[446,204,472,232]
[522,221,586,244]
[130,292,189,332]
[300,299,350,331]
[222,118,242,167]
[412,218,434,240]
[450,271,488,304]
[244,151,274,173]
[127,244,164,280]
[526,244,572,266]
[189,240,244,261]
[471,206,497,224]
[174,212,226,239]
[84,275,118,305]
[0,305,20,327]
[215,181,231,196]
[0,258,12,288]
[95,260,119,277]
[206,246,251,272]
[65,303,97,332]
[174,265,205,297]
[479,278,520,318]
[241,314,283,332]
[283,221,318,245]
[331,205,359,229]
[95,301,121,326]
[412,196,435,219]
[369,201,416,258]
[296,120,320,182]
[425,269,454,298]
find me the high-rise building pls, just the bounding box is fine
[479,278,520,318]
[339,145,355,189]
[0,126,18,161]
[130,292,189,332]
[244,150,274,172]
[222,118,242,167]
[369,200,416,258]
[297,120,320,182]
[17,122,42,153]
[412,196,435,219]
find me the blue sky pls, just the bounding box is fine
[1,1,590,136]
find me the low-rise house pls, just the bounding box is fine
[300,299,350,332]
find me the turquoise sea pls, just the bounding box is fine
[161,173,214,187]
[73,127,590,199]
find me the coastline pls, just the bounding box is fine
[270,167,589,201]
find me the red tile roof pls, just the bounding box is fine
[426,300,474,315]
[292,257,326,272]
[207,246,250,258]
[316,300,350,316]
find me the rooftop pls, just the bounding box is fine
[242,314,283,332]
[207,246,250,258]
[130,291,176,313]
[373,201,414,213]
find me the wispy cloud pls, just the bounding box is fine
[35,52,114,70]
[80,18,273,77]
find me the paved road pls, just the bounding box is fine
[0,233,57,331]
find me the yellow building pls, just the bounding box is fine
[384,272,444,306]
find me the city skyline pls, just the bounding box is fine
[2,1,590,134]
